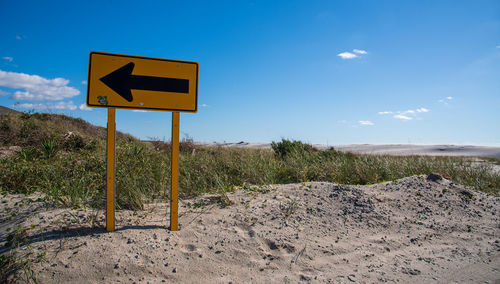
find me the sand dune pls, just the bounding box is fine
[199,142,500,158]
[2,174,499,283]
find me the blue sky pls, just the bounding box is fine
[1,0,499,145]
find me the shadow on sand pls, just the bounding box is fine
[0,225,169,255]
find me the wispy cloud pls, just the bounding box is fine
[16,35,22,40]
[13,101,77,111]
[0,90,10,96]
[81,80,87,85]
[393,114,412,120]
[337,52,357,59]
[416,107,429,113]
[2,57,13,62]
[353,49,367,54]
[379,107,430,121]
[201,103,208,107]
[400,110,415,114]
[439,96,453,105]
[132,110,148,112]
[0,69,79,101]
[338,49,368,60]
[359,120,374,126]
[79,103,92,111]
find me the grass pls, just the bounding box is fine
[0,112,499,212]
[1,225,45,283]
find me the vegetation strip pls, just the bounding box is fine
[0,112,498,212]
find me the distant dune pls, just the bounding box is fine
[199,142,500,158]
[0,105,20,115]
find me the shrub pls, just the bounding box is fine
[62,132,86,151]
[271,139,314,158]
[17,147,38,161]
[41,140,58,159]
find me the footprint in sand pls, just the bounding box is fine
[184,244,197,252]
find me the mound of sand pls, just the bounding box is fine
[1,175,499,283]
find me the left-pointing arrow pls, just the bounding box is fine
[100,62,189,102]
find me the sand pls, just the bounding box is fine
[199,142,500,159]
[1,174,499,283]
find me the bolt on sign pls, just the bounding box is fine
[86,51,199,232]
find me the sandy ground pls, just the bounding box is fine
[1,174,499,283]
[199,142,500,159]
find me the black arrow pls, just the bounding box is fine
[99,62,189,102]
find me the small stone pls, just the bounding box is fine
[426,173,443,182]
[300,274,312,281]
[172,268,177,273]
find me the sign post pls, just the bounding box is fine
[87,51,198,232]
[106,107,116,232]
[170,112,179,231]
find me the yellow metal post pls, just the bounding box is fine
[170,112,179,231]
[106,107,116,232]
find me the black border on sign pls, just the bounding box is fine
[86,51,199,113]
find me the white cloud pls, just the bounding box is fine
[416,107,429,113]
[380,107,430,120]
[393,114,412,120]
[81,80,87,85]
[2,57,13,62]
[359,120,374,126]
[132,110,148,112]
[0,69,79,101]
[439,96,453,105]
[79,103,92,111]
[201,103,208,107]
[337,52,358,59]
[496,45,500,48]
[353,49,367,54]
[13,101,77,111]
[0,89,10,96]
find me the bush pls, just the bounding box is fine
[62,132,86,151]
[41,140,58,159]
[271,139,314,158]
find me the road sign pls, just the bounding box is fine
[87,51,198,112]
[86,51,198,232]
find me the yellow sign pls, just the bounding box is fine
[87,51,198,112]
